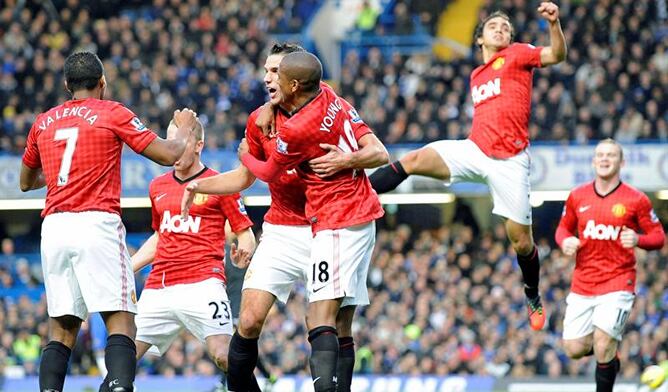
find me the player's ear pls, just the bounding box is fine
[99,75,107,90]
[195,140,204,154]
[64,80,72,95]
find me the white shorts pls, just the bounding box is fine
[562,291,635,341]
[308,222,375,307]
[243,222,312,304]
[426,139,532,225]
[135,278,233,355]
[41,211,137,320]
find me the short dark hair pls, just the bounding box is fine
[474,10,514,48]
[64,51,104,92]
[269,42,306,56]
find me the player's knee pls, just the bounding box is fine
[400,150,421,174]
[511,236,534,255]
[238,312,264,338]
[593,338,616,360]
[212,349,229,371]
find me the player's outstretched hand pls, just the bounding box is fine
[230,242,252,268]
[174,108,198,131]
[620,226,639,249]
[309,143,351,178]
[181,181,198,219]
[561,236,581,256]
[256,102,276,137]
[237,138,249,160]
[537,2,559,23]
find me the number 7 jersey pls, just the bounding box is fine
[22,98,158,217]
[272,87,384,232]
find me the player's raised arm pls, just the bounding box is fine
[538,2,567,66]
[142,109,198,166]
[131,231,159,273]
[309,133,389,178]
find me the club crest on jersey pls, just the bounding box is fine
[193,193,208,206]
[583,220,620,241]
[160,210,201,233]
[237,198,247,214]
[650,209,659,223]
[276,137,289,154]
[471,78,501,105]
[492,57,505,70]
[611,203,626,218]
[348,108,362,123]
[131,117,147,131]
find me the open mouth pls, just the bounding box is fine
[268,87,277,98]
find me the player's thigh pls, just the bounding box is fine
[40,215,88,319]
[70,212,137,315]
[563,292,596,341]
[175,278,234,342]
[135,288,183,355]
[420,139,487,184]
[308,222,375,304]
[486,150,532,225]
[243,223,312,304]
[592,291,635,341]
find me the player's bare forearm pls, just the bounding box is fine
[132,232,158,273]
[19,164,46,192]
[198,166,256,195]
[350,133,390,169]
[236,228,257,256]
[538,2,567,66]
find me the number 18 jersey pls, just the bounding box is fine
[22,98,158,217]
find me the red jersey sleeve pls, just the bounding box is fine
[635,194,666,250]
[555,192,578,246]
[514,43,543,69]
[22,122,41,169]
[245,112,265,161]
[220,194,253,233]
[107,104,158,153]
[341,100,373,140]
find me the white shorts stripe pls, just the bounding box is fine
[333,231,340,296]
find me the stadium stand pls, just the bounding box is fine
[0,0,667,385]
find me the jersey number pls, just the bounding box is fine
[54,127,79,186]
[337,120,359,178]
[209,301,231,325]
[313,260,330,283]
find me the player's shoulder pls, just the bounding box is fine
[619,182,650,201]
[150,170,175,189]
[570,181,595,198]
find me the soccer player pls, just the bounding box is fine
[368,2,567,330]
[19,51,197,392]
[555,139,665,392]
[99,119,257,391]
[238,51,386,392]
[182,44,388,392]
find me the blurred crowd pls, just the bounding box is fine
[1,219,667,378]
[1,0,667,155]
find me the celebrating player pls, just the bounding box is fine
[556,139,665,392]
[368,2,567,330]
[99,119,258,391]
[20,51,196,392]
[236,51,386,392]
[182,45,388,392]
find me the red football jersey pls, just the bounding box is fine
[272,87,384,232]
[556,182,665,295]
[22,98,157,217]
[469,43,543,159]
[145,167,253,289]
[246,107,309,225]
